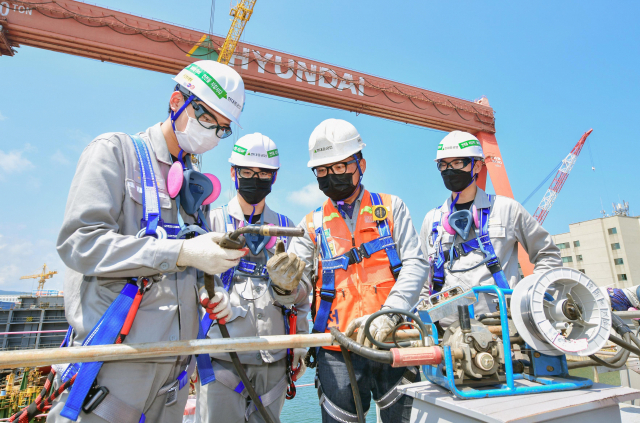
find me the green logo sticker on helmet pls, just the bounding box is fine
[185,63,228,100]
[437,143,444,151]
[459,139,480,149]
[233,145,248,155]
[267,149,279,158]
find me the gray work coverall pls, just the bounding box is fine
[419,187,562,323]
[50,123,202,422]
[287,187,428,423]
[195,195,311,423]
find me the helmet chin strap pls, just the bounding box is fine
[450,158,476,213]
[171,94,196,131]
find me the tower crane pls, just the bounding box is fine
[20,264,57,294]
[217,0,257,65]
[533,129,593,224]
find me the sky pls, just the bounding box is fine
[1,0,639,292]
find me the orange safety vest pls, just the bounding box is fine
[305,190,399,351]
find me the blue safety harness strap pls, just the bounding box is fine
[60,283,138,421]
[311,193,401,336]
[130,135,162,237]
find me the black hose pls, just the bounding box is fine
[610,333,640,356]
[340,346,365,423]
[330,327,393,364]
[568,316,636,370]
[219,324,276,423]
[362,309,431,350]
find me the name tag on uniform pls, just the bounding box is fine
[489,226,506,238]
[489,218,502,226]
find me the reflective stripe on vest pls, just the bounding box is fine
[431,194,510,291]
[308,191,401,351]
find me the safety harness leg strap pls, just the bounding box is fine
[245,376,288,421]
[317,381,368,423]
[209,361,287,419]
[373,367,418,410]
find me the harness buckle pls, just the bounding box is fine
[82,384,109,414]
[486,259,502,275]
[389,264,402,280]
[344,248,362,266]
[358,245,371,259]
[454,244,469,257]
[164,380,180,406]
[252,263,267,276]
[319,289,336,303]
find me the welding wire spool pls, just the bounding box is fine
[511,268,611,357]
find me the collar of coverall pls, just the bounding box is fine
[146,122,173,166]
[227,194,276,224]
[441,185,491,212]
[329,183,366,211]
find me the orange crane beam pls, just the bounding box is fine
[0,0,494,134]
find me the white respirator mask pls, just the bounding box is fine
[175,116,222,155]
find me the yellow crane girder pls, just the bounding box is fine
[217,0,257,65]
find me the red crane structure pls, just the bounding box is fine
[532,129,593,224]
[0,0,534,273]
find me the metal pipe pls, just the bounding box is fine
[0,330,67,336]
[0,330,422,369]
[229,226,305,240]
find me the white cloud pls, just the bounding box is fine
[0,144,35,175]
[51,150,71,166]
[0,233,65,292]
[0,111,6,121]
[287,183,326,208]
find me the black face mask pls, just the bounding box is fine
[238,177,272,205]
[441,169,474,192]
[317,173,358,201]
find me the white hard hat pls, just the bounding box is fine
[435,131,485,161]
[229,133,280,170]
[307,119,366,168]
[173,60,245,127]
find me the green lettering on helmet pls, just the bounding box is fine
[267,149,279,158]
[233,145,247,155]
[185,63,228,99]
[437,143,444,151]
[459,139,480,149]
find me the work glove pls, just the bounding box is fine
[266,241,306,295]
[291,348,307,381]
[177,232,248,275]
[345,313,402,349]
[199,285,233,324]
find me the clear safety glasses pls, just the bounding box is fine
[236,167,275,180]
[312,158,358,177]
[189,100,233,139]
[437,158,472,172]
